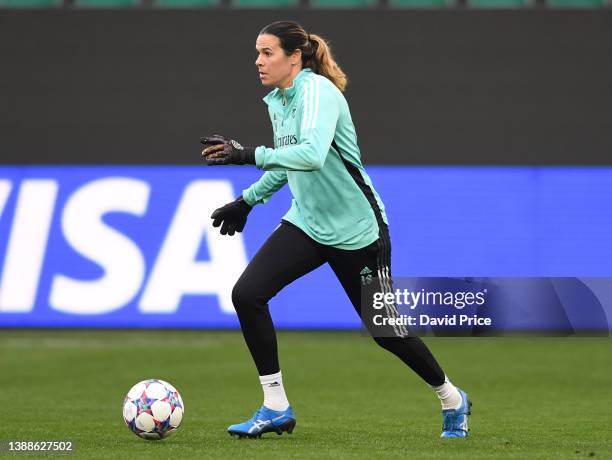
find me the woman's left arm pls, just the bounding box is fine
[255,81,340,172]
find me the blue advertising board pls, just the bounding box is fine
[0,166,611,329]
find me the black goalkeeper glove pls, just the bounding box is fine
[200,135,256,166]
[211,196,253,236]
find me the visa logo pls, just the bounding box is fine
[0,177,246,316]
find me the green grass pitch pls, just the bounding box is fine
[1,330,610,459]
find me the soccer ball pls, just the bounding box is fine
[122,379,184,440]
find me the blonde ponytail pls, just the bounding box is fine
[306,34,348,92]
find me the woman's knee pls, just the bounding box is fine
[231,279,261,313]
[372,335,404,351]
[372,335,390,350]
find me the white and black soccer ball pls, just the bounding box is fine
[122,379,184,440]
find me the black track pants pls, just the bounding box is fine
[231,221,446,387]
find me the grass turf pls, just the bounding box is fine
[0,330,610,459]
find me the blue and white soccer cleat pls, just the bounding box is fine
[440,388,471,438]
[227,406,296,439]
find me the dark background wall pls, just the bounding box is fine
[1,10,611,165]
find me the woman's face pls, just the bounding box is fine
[255,34,300,88]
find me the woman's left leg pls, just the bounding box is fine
[325,226,471,437]
[324,236,446,387]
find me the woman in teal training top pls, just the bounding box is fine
[200,20,471,439]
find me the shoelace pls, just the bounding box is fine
[251,407,266,422]
[442,410,467,431]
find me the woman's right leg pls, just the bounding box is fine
[228,222,325,437]
[231,221,325,376]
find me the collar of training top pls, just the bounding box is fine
[263,68,313,109]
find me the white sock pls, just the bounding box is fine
[432,375,462,410]
[259,371,289,411]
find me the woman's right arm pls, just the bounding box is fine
[242,170,288,206]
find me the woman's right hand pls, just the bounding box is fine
[210,196,253,236]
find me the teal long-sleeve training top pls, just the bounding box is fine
[242,68,388,250]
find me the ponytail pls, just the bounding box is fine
[303,34,348,92]
[259,21,349,92]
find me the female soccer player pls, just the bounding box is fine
[200,20,471,439]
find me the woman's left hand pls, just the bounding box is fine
[200,135,256,166]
